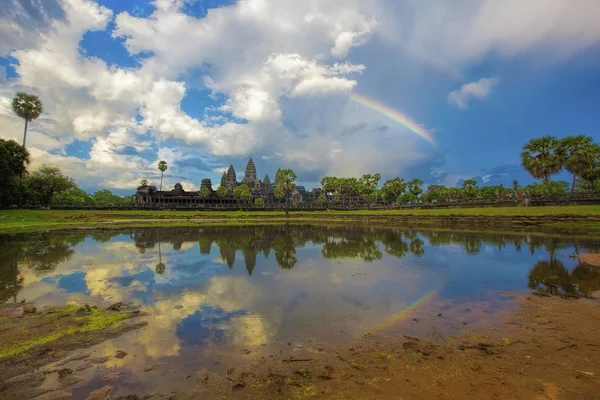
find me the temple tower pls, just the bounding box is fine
[220,172,227,188]
[243,158,258,187]
[225,165,237,191]
[263,174,270,186]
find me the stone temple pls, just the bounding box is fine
[135,158,278,207]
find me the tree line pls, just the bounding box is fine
[7,91,600,208]
[0,139,132,207]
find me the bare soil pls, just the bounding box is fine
[170,294,600,400]
[1,295,599,399]
[0,303,147,399]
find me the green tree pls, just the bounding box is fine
[27,165,75,206]
[407,178,423,197]
[462,179,478,198]
[93,189,117,205]
[521,136,563,196]
[577,146,600,192]
[512,180,520,192]
[157,161,167,207]
[233,184,252,204]
[216,185,227,205]
[52,187,93,206]
[560,135,595,200]
[12,92,43,207]
[254,197,265,207]
[0,139,29,207]
[199,187,210,201]
[320,176,338,195]
[380,178,406,204]
[158,161,168,191]
[360,173,381,203]
[317,194,327,203]
[276,169,297,215]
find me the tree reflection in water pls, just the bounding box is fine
[2,226,600,302]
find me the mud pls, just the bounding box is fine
[2,295,599,399]
[0,303,147,399]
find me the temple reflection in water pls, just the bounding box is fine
[2,226,600,302]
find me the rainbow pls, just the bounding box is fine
[370,287,441,334]
[350,93,437,146]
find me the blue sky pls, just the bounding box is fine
[1,0,599,195]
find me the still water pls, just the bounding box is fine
[1,225,599,397]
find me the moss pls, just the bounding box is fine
[0,305,129,359]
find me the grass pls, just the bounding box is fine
[0,206,600,234]
[0,305,130,359]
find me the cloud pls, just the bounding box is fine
[447,77,500,108]
[379,0,600,67]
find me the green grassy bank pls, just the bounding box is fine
[1,206,600,234]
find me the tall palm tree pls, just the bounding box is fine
[521,136,563,196]
[462,179,478,197]
[512,180,520,192]
[158,160,167,208]
[12,92,43,207]
[577,145,600,192]
[560,135,594,200]
[275,169,297,216]
[158,161,168,191]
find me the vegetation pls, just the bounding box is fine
[11,92,43,207]
[254,198,265,207]
[2,206,600,234]
[276,169,297,215]
[233,184,251,204]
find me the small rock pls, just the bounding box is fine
[86,386,113,400]
[56,352,92,366]
[75,362,93,372]
[296,344,304,349]
[106,302,123,311]
[24,303,37,314]
[31,390,71,400]
[88,356,111,364]
[438,313,442,317]
[243,349,251,354]
[141,363,161,372]
[102,373,120,382]
[174,305,184,310]
[115,350,128,359]
[76,308,92,317]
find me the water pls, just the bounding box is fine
[1,225,599,397]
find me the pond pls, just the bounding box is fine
[1,225,599,398]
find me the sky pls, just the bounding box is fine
[1,0,599,195]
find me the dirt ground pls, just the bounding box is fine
[156,293,599,400]
[1,293,598,400]
[0,302,147,399]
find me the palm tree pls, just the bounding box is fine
[462,179,478,198]
[275,169,297,215]
[577,145,600,192]
[512,180,519,192]
[521,136,563,196]
[158,161,168,191]
[158,160,167,208]
[408,178,423,197]
[560,135,594,200]
[12,92,43,207]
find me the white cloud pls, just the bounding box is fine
[379,0,600,67]
[447,77,500,108]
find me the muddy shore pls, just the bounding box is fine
[1,293,598,399]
